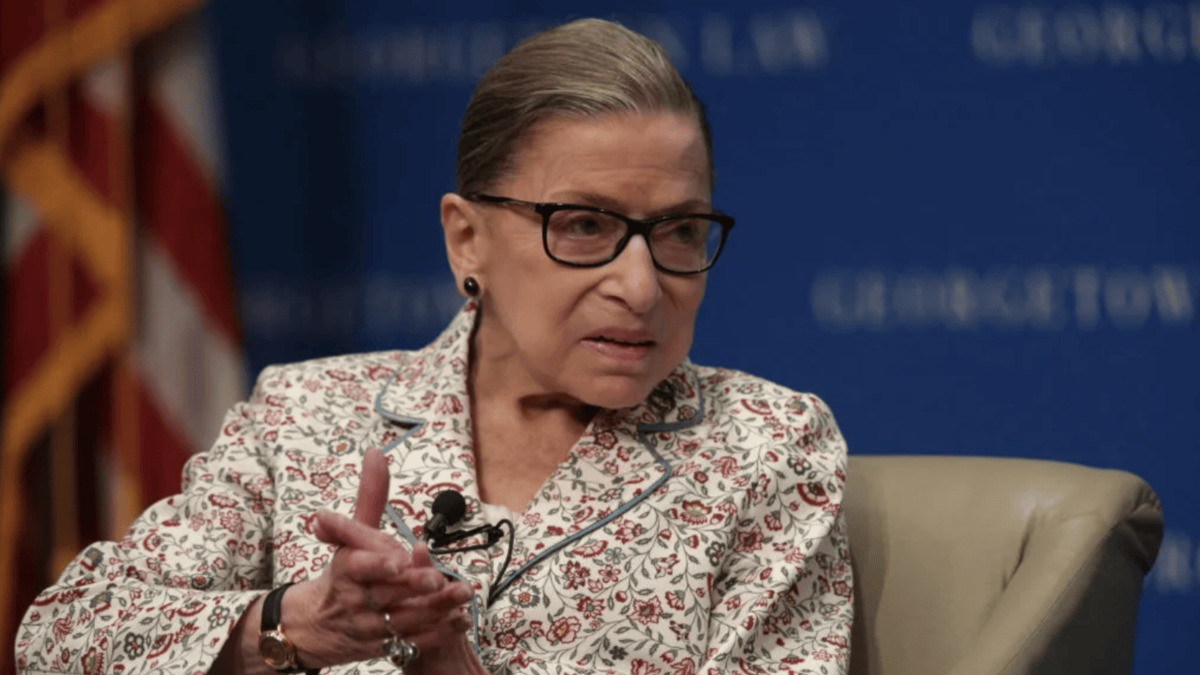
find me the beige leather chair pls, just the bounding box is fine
[845,455,1163,675]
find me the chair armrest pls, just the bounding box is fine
[846,455,1163,675]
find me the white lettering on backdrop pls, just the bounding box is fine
[811,265,1197,331]
[274,10,831,87]
[972,2,1200,67]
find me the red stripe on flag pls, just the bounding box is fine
[136,377,194,504]
[73,367,110,545]
[67,85,119,202]
[4,230,103,398]
[136,99,240,344]
[0,2,45,72]
[4,231,53,395]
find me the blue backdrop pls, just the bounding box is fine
[210,1,1198,671]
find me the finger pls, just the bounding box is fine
[367,567,449,610]
[334,548,407,584]
[403,609,473,650]
[355,448,391,528]
[380,588,472,639]
[315,510,408,556]
[409,541,435,569]
[390,582,475,625]
[315,510,394,550]
[360,568,447,613]
[397,565,447,594]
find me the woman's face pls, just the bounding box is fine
[452,112,711,410]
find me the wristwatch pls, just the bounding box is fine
[258,583,319,674]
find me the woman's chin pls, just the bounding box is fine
[579,378,661,412]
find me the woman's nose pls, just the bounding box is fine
[603,235,662,314]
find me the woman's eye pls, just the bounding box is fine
[568,217,603,236]
[675,224,700,242]
[554,212,616,238]
[660,220,704,245]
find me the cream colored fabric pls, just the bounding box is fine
[845,455,1162,675]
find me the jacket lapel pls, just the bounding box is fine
[373,302,483,529]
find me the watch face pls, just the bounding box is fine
[259,631,295,668]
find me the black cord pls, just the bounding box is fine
[427,523,497,552]
[486,519,515,606]
[427,518,516,606]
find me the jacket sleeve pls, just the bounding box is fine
[15,368,284,675]
[700,394,853,675]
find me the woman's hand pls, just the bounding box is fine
[283,448,478,670]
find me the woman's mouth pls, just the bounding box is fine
[582,333,656,361]
[588,336,653,346]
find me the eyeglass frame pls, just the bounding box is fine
[464,192,735,275]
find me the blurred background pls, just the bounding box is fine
[1,0,1196,673]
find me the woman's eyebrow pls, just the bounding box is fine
[548,191,712,215]
[544,190,622,209]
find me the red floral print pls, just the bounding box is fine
[632,596,664,625]
[545,616,581,645]
[17,304,852,675]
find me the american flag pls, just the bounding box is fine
[0,2,245,672]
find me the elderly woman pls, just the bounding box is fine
[17,18,852,675]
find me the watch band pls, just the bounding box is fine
[259,583,319,674]
[260,582,290,633]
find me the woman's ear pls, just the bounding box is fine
[441,193,484,293]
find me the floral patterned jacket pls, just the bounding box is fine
[17,303,853,675]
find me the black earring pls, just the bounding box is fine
[463,276,480,297]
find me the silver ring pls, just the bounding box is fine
[382,635,420,669]
[381,612,419,670]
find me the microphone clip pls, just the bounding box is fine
[428,523,503,552]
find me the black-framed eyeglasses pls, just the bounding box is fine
[465,193,735,275]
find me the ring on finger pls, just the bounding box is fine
[382,635,420,670]
[381,612,419,670]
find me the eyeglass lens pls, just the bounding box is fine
[546,209,724,272]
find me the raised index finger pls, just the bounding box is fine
[354,448,390,528]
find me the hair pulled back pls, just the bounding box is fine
[455,18,713,195]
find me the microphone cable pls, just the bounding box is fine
[425,509,516,605]
[486,519,514,606]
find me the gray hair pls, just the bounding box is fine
[455,18,713,195]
